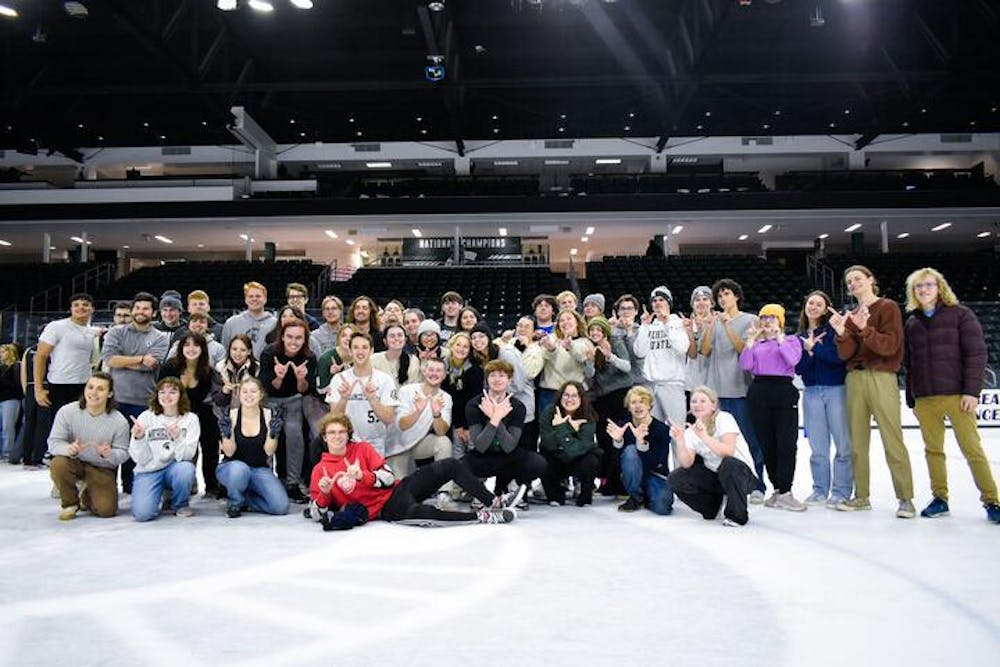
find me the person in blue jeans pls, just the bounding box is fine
[607,385,673,514]
[128,377,200,521]
[216,377,290,518]
[795,291,853,508]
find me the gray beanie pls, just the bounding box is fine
[582,293,606,313]
[649,286,673,307]
[690,285,713,307]
[160,290,183,310]
[417,319,441,337]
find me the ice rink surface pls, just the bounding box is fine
[2,429,999,667]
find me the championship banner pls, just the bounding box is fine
[402,236,523,264]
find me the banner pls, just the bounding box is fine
[402,236,522,264]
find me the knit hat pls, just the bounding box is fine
[586,315,612,339]
[758,303,786,329]
[690,285,713,307]
[440,291,464,306]
[582,293,606,313]
[470,322,493,339]
[160,290,183,311]
[418,319,442,337]
[649,286,673,307]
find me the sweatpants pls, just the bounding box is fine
[464,447,548,494]
[913,394,998,504]
[845,369,913,500]
[594,387,629,493]
[540,450,601,505]
[50,456,119,517]
[747,376,799,494]
[380,458,495,525]
[668,456,757,525]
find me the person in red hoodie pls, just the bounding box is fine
[308,413,518,529]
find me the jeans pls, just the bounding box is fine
[620,444,673,515]
[720,397,766,493]
[132,461,196,522]
[803,385,854,500]
[267,394,306,486]
[0,398,20,460]
[216,460,290,515]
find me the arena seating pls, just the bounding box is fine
[570,172,766,196]
[776,165,998,192]
[0,261,101,311]
[820,252,1000,303]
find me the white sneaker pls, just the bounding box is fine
[501,483,528,509]
[774,492,807,512]
[721,518,742,527]
[435,491,456,511]
[748,490,765,505]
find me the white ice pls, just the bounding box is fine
[1,429,999,667]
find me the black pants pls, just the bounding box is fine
[540,451,601,504]
[517,418,539,452]
[668,456,757,525]
[381,459,495,525]
[35,383,86,460]
[20,390,48,465]
[747,376,799,494]
[464,447,548,494]
[195,405,220,492]
[594,387,629,493]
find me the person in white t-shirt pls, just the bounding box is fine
[390,357,453,480]
[667,385,758,526]
[35,293,100,412]
[326,332,398,455]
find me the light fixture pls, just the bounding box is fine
[346,239,356,246]
[239,234,255,242]
[581,236,589,242]
[70,236,85,243]
[493,160,518,166]
[544,159,569,165]
[977,231,991,238]
[0,5,19,18]
[569,248,578,256]
[217,0,237,9]
[595,158,621,165]
[122,245,130,249]
[197,244,205,248]
[757,224,772,233]
[738,234,749,241]
[411,229,423,238]
[325,230,338,239]
[818,233,829,239]
[498,227,508,236]
[672,225,684,234]
[584,226,595,235]
[154,235,173,244]
[897,232,910,239]
[365,162,393,168]
[0,239,11,246]
[63,2,88,19]
[844,223,862,232]
[290,0,314,8]
[416,161,442,167]
[247,0,274,12]
[428,1,445,11]
[931,222,952,232]
[557,127,565,133]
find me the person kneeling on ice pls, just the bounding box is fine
[307,413,517,529]
[607,385,673,514]
[667,386,758,526]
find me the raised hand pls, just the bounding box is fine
[329,360,344,375]
[801,330,826,352]
[337,377,356,398]
[692,419,709,442]
[166,421,181,441]
[318,469,334,494]
[363,380,379,403]
[273,359,289,380]
[567,417,587,432]
[493,396,514,421]
[478,393,495,419]
[744,325,760,347]
[632,421,649,444]
[668,420,686,444]
[827,307,847,335]
[345,457,363,480]
[640,305,653,325]
[431,394,446,416]
[130,416,146,440]
[293,361,309,380]
[848,304,870,331]
[96,442,112,458]
[67,440,82,456]
[551,406,569,426]
[560,336,572,351]
[413,394,429,414]
[605,420,627,441]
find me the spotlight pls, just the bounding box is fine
[63,2,89,19]
[247,0,274,12]
[289,0,313,8]
[428,1,445,11]
[0,4,18,18]
[217,0,237,9]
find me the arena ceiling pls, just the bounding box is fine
[2,0,999,159]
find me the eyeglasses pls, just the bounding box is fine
[914,281,938,290]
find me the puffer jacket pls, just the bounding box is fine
[904,304,986,407]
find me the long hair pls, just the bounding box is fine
[77,371,117,413]
[274,318,312,358]
[554,309,587,340]
[556,381,596,422]
[690,385,720,436]
[458,306,481,332]
[170,332,213,382]
[904,267,960,312]
[148,376,192,415]
[381,324,412,385]
[797,290,833,334]
[225,334,259,376]
[347,295,382,332]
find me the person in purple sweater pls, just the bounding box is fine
[739,304,805,511]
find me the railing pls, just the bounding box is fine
[806,255,843,304]
[28,284,62,314]
[71,262,115,296]
[312,259,337,296]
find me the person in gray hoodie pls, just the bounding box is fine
[101,292,171,495]
[221,281,278,359]
[48,372,131,520]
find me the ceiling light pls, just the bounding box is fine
[216,0,237,9]
[581,236,589,242]
[672,225,684,234]
[584,226,595,235]
[976,231,990,238]
[0,5,19,18]
[197,244,205,248]
[366,162,392,168]
[290,0,314,8]
[70,236,85,243]
[844,223,862,232]
[428,1,445,11]
[122,245,130,249]
[154,235,173,244]
[818,233,829,239]
[63,2,88,18]
[346,239,355,246]
[247,0,274,12]
[757,224,772,233]
[623,125,631,131]
[493,160,518,166]
[498,227,508,236]
[325,230,338,239]
[417,161,442,167]
[557,127,565,133]
[569,248,578,256]
[544,159,569,165]
[411,229,423,238]
[897,232,910,239]
[595,158,621,165]
[931,223,952,232]
[0,239,11,246]
[738,234,749,241]
[239,234,249,241]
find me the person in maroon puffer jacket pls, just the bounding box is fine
[903,267,999,524]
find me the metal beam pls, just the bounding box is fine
[914,12,951,64]
[854,132,879,151]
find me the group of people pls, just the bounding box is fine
[3,263,998,530]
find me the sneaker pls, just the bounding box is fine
[58,505,79,521]
[477,507,516,524]
[748,490,765,505]
[302,507,313,520]
[226,505,242,519]
[836,497,871,512]
[515,498,529,512]
[920,497,950,518]
[119,492,131,510]
[774,492,807,512]
[721,518,742,527]
[985,503,1000,524]
[501,483,528,509]
[826,496,847,510]
[175,506,195,518]
[805,491,828,505]
[435,491,456,511]
[618,496,642,512]
[286,485,309,504]
[470,496,485,511]
[763,493,778,508]
[896,499,916,519]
